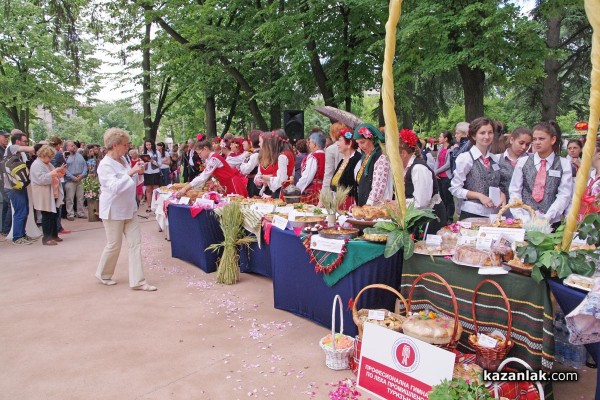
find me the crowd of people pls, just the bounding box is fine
[1,117,596,249]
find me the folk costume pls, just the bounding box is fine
[296,149,325,205]
[253,154,289,198]
[240,149,260,197]
[190,152,248,197]
[330,151,361,210]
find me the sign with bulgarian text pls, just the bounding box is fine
[357,323,454,400]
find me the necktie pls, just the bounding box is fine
[532,159,547,202]
[481,156,490,169]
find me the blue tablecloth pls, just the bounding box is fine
[270,227,403,337]
[167,204,223,273]
[549,279,599,400]
[240,241,272,278]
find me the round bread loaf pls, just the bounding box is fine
[402,313,463,345]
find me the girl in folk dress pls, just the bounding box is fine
[253,130,290,198]
[240,130,262,197]
[177,140,248,197]
[450,117,506,219]
[296,132,327,205]
[509,121,573,226]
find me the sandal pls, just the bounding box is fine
[132,283,157,291]
[97,277,117,286]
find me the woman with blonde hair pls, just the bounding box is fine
[96,128,156,291]
[322,122,347,190]
[30,145,67,245]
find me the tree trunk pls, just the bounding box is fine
[205,92,217,138]
[141,22,153,141]
[221,84,239,136]
[401,111,414,130]
[541,16,562,121]
[378,93,384,127]
[458,64,485,122]
[270,102,281,130]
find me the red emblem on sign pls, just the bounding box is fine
[575,121,589,131]
[392,338,420,373]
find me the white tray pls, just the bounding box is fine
[564,274,595,292]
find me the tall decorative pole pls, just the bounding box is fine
[562,0,600,250]
[382,0,406,224]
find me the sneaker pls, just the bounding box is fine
[25,235,40,242]
[58,229,71,234]
[12,237,32,245]
[67,216,75,221]
[77,215,87,219]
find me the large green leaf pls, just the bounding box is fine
[384,229,404,258]
[373,221,398,232]
[403,231,415,260]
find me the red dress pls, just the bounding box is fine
[210,153,248,197]
[299,152,325,205]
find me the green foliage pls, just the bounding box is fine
[517,224,597,283]
[428,378,493,400]
[374,203,437,260]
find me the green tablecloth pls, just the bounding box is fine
[320,239,386,287]
[400,255,554,373]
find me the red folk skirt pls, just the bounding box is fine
[300,179,323,205]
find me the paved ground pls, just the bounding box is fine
[0,213,596,399]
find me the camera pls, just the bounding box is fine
[64,151,71,157]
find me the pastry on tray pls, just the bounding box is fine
[402,310,463,345]
[453,361,483,385]
[414,241,455,256]
[357,311,403,332]
[453,245,503,267]
[362,227,389,242]
[350,205,390,220]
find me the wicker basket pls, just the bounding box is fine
[491,358,544,400]
[351,284,408,338]
[468,279,514,370]
[493,199,536,227]
[407,272,461,351]
[319,295,355,370]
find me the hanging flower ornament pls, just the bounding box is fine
[340,128,353,140]
[358,126,373,139]
[399,128,418,149]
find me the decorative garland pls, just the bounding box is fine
[301,233,349,275]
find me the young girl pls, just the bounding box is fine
[129,149,144,205]
[253,130,290,198]
[450,117,506,219]
[567,139,583,177]
[177,140,248,197]
[157,142,171,186]
[434,130,454,224]
[509,121,573,225]
[142,139,162,213]
[498,127,533,200]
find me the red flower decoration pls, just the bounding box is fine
[347,297,354,311]
[399,128,418,148]
[358,126,373,139]
[340,128,353,140]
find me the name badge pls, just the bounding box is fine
[548,169,561,178]
[492,164,500,171]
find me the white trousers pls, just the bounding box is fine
[96,216,146,287]
[64,181,85,218]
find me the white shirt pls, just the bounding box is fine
[160,151,171,170]
[405,155,433,208]
[97,156,138,220]
[297,150,324,193]
[144,150,161,174]
[449,146,499,216]
[508,152,573,224]
[322,144,342,192]
[253,154,289,192]
[227,151,250,170]
[190,153,222,188]
[240,152,259,175]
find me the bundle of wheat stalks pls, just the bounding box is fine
[208,201,256,284]
[319,186,351,214]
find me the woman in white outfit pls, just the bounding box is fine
[95,128,157,291]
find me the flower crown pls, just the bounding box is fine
[357,126,373,139]
[260,131,289,143]
[340,128,353,140]
[399,128,418,149]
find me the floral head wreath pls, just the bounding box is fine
[352,123,385,143]
[260,130,290,143]
[340,127,353,140]
[399,128,418,149]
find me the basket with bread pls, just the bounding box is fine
[492,199,536,228]
[467,279,514,370]
[352,284,408,338]
[404,272,463,351]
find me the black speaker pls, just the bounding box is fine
[283,110,304,141]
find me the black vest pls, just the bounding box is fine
[331,151,361,200]
[356,147,383,206]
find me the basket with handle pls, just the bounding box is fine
[493,199,536,227]
[491,357,544,400]
[319,295,355,370]
[351,284,408,338]
[407,272,462,351]
[468,279,514,371]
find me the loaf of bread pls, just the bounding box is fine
[453,245,502,267]
[351,205,390,220]
[402,311,463,345]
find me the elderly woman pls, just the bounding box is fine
[30,145,67,245]
[353,123,393,206]
[96,128,157,291]
[297,131,327,205]
[398,129,447,235]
